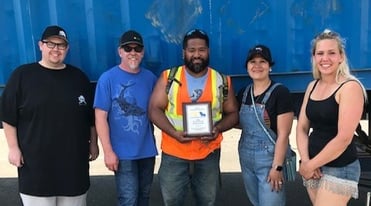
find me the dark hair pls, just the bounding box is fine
[182,29,209,49]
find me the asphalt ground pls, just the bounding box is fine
[1,173,371,205]
[1,121,371,205]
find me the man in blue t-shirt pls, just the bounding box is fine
[94,30,158,206]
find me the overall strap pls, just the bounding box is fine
[261,83,282,104]
[241,84,251,105]
[250,86,276,145]
[250,82,282,144]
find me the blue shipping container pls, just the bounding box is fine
[1,0,371,93]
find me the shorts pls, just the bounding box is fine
[302,159,360,199]
[20,193,87,206]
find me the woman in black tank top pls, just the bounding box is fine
[296,29,366,205]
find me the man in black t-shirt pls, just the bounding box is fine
[1,25,99,206]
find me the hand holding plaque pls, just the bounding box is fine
[182,102,212,137]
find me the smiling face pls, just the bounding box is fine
[39,36,69,68]
[246,55,270,81]
[118,43,144,72]
[183,38,209,75]
[312,39,344,77]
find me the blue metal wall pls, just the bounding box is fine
[1,0,371,92]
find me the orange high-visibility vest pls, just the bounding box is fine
[161,66,229,160]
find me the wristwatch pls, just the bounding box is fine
[274,165,283,171]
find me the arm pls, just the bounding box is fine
[95,108,118,171]
[233,87,245,129]
[89,126,99,161]
[148,74,196,142]
[305,81,364,171]
[210,79,239,137]
[296,81,318,179]
[271,111,294,167]
[2,122,24,167]
[268,98,294,190]
[296,82,314,163]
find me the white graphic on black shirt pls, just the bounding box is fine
[78,95,87,106]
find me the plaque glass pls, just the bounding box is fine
[182,102,212,137]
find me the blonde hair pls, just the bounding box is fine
[310,29,367,100]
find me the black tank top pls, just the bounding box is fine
[306,80,357,167]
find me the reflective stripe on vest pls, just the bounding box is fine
[162,66,225,160]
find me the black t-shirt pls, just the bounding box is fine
[1,63,94,196]
[237,81,294,134]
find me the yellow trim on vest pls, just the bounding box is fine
[162,66,225,160]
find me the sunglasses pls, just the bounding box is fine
[121,45,143,53]
[185,29,207,37]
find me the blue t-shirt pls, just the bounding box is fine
[185,69,208,102]
[94,65,158,160]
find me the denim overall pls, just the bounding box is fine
[238,83,285,206]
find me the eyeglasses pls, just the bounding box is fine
[42,40,68,50]
[121,45,143,53]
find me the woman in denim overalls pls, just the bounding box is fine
[237,45,294,206]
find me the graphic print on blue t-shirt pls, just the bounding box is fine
[113,80,145,134]
[186,69,207,102]
[190,89,203,102]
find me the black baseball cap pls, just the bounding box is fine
[246,45,274,66]
[119,30,143,46]
[41,25,68,43]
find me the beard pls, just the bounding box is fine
[127,59,140,71]
[184,57,209,74]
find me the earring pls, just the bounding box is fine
[270,69,272,72]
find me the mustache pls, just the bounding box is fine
[191,57,203,62]
[184,57,209,73]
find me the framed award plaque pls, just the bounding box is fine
[182,102,212,137]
